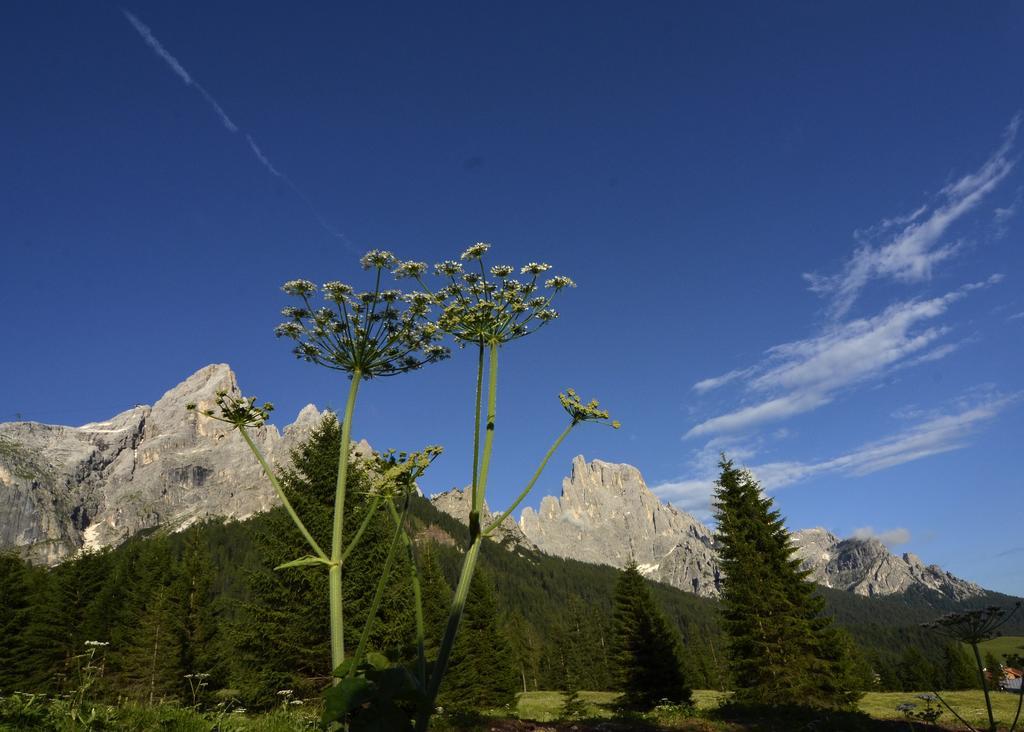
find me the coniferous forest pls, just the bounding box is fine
[2,415,1021,729]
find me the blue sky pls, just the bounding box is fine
[2,3,1022,594]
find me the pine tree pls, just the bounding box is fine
[437,568,518,710]
[713,457,861,709]
[225,414,415,706]
[984,651,1002,691]
[177,528,221,682]
[0,554,32,693]
[941,643,977,690]
[18,568,75,691]
[611,562,691,710]
[114,544,187,702]
[417,542,452,661]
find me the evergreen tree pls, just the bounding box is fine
[984,651,1002,690]
[225,414,415,706]
[0,554,32,693]
[417,542,452,661]
[611,562,691,710]
[942,643,977,690]
[504,610,542,693]
[113,543,187,702]
[18,568,75,691]
[713,458,861,709]
[177,528,221,680]
[896,645,935,691]
[437,569,518,710]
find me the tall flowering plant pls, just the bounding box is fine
[922,602,1023,732]
[195,244,616,730]
[396,243,617,729]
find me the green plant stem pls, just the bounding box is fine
[330,371,362,678]
[345,496,411,679]
[468,341,484,539]
[971,642,997,732]
[238,427,327,561]
[1009,683,1023,732]
[471,342,499,539]
[387,500,427,691]
[484,421,574,536]
[930,690,979,732]
[417,343,499,730]
[339,494,382,565]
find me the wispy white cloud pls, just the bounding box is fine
[687,276,1001,437]
[245,135,281,177]
[1008,311,1024,321]
[658,390,1018,516]
[852,526,911,545]
[693,367,755,394]
[805,115,1019,319]
[121,10,352,248]
[122,11,238,132]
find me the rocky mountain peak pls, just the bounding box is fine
[520,456,721,597]
[430,487,534,550]
[790,528,982,600]
[0,364,319,564]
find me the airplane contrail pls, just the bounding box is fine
[121,9,354,248]
[122,11,238,132]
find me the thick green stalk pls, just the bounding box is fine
[472,342,500,536]
[468,341,484,539]
[387,500,427,690]
[238,427,327,560]
[971,641,997,732]
[417,342,499,730]
[345,496,411,678]
[484,421,574,536]
[930,690,979,732]
[330,371,362,677]
[419,538,482,730]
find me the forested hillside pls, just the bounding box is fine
[3,481,1019,708]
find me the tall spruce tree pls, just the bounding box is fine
[0,554,32,693]
[437,568,518,710]
[714,458,862,709]
[611,562,691,710]
[225,414,415,706]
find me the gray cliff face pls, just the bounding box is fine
[519,456,721,597]
[514,457,981,601]
[0,364,323,564]
[430,487,534,551]
[789,528,983,600]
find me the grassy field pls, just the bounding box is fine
[515,689,1024,729]
[976,636,1024,663]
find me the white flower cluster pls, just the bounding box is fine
[275,250,450,378]
[398,245,575,345]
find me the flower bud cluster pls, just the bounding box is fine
[922,601,1021,644]
[558,388,620,428]
[187,390,274,429]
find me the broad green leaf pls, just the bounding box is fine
[321,676,371,724]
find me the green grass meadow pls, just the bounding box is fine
[976,636,1024,663]
[514,689,1024,729]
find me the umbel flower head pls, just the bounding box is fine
[275,249,450,377]
[559,388,620,428]
[187,390,273,429]
[394,242,576,346]
[922,601,1022,644]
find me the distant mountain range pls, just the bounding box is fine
[0,365,985,602]
[435,456,981,601]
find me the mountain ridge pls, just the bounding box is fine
[0,364,988,602]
